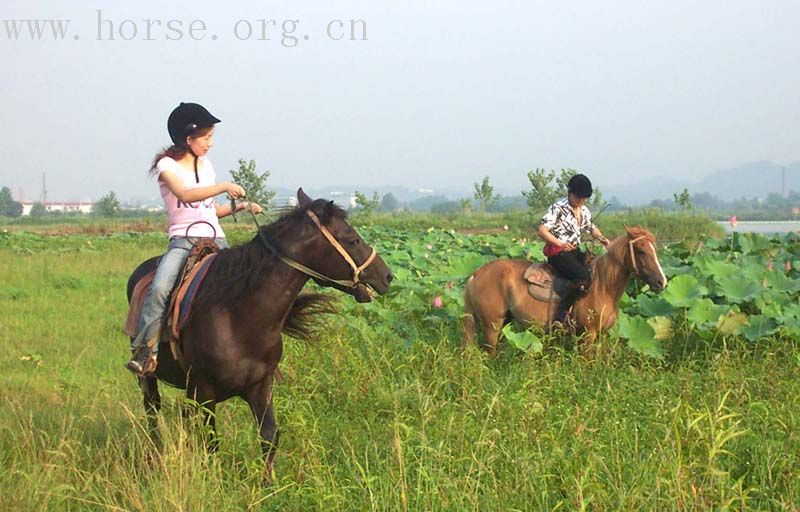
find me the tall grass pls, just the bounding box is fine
[1,228,796,510]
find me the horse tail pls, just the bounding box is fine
[282,293,337,341]
[462,275,477,348]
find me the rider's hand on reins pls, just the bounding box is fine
[247,202,264,215]
[228,195,239,222]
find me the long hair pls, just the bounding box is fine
[148,126,213,176]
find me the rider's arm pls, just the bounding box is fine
[216,201,235,219]
[159,171,244,204]
[591,226,609,246]
[538,224,568,248]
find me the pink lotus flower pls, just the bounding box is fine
[766,261,774,271]
[432,296,443,308]
[787,260,793,273]
[426,243,433,250]
[730,215,738,228]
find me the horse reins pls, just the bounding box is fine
[243,203,377,289]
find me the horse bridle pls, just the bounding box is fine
[627,235,648,275]
[254,209,378,289]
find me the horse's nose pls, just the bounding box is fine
[386,271,394,283]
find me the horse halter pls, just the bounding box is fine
[627,235,648,275]
[261,210,378,289]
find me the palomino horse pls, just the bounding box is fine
[126,188,392,480]
[463,226,667,355]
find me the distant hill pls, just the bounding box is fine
[605,161,800,205]
[694,161,800,200]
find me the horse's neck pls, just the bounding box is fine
[252,255,311,325]
[589,247,630,303]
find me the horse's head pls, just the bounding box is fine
[622,226,667,293]
[293,188,393,302]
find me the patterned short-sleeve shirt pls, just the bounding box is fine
[540,198,594,246]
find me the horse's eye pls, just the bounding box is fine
[350,239,360,246]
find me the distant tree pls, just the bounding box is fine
[430,200,461,214]
[691,192,724,211]
[607,196,626,211]
[378,193,400,212]
[0,186,22,217]
[555,168,605,209]
[354,191,379,214]
[765,192,786,209]
[524,168,605,213]
[522,169,560,213]
[29,202,47,217]
[473,176,499,212]
[460,198,473,214]
[95,191,120,217]
[229,158,276,211]
[673,188,692,210]
[648,199,669,210]
[554,168,577,197]
[493,195,528,212]
[406,194,449,212]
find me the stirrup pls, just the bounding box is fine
[126,347,158,376]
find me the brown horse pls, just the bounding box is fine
[463,226,667,355]
[126,188,392,480]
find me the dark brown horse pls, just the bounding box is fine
[126,188,392,479]
[463,226,667,355]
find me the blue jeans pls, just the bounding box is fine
[131,236,228,353]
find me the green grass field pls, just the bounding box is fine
[1,218,798,510]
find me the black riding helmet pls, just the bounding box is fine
[567,174,592,199]
[167,102,221,147]
[166,102,221,183]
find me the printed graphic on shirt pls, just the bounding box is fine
[177,198,216,209]
[540,198,594,246]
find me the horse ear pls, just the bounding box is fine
[624,225,635,238]
[297,188,312,207]
[322,200,336,223]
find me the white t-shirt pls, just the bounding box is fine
[156,156,225,239]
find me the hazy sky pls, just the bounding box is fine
[2,0,799,202]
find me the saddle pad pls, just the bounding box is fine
[172,253,218,339]
[124,271,155,338]
[523,263,569,303]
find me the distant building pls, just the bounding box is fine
[273,195,298,208]
[327,192,357,208]
[20,201,93,216]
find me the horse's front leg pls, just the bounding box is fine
[139,375,162,450]
[579,330,599,357]
[575,303,614,357]
[245,373,279,483]
[185,379,219,452]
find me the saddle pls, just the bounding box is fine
[522,262,573,303]
[124,240,220,367]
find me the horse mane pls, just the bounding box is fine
[590,226,655,294]
[192,199,346,327]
